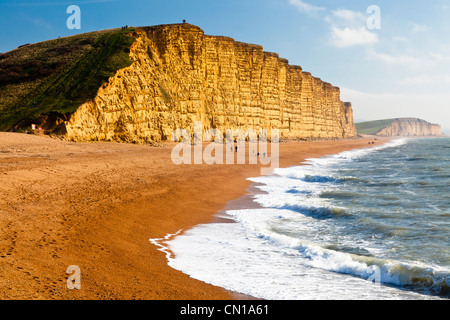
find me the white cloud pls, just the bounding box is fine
[392,36,409,43]
[366,50,422,66]
[288,0,325,15]
[428,52,450,63]
[326,8,379,48]
[331,9,365,25]
[409,22,430,33]
[397,74,450,86]
[399,75,433,85]
[288,3,379,49]
[366,50,450,68]
[397,75,450,86]
[329,26,378,48]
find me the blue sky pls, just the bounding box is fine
[1,0,449,131]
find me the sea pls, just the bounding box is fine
[158,137,450,300]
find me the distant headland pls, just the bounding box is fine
[356,118,441,137]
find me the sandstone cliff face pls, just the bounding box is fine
[64,24,356,143]
[376,118,441,137]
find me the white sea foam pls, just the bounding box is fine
[164,211,439,299]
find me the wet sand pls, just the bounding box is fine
[0,132,387,299]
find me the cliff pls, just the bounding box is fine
[64,24,356,142]
[356,118,441,137]
[1,24,357,142]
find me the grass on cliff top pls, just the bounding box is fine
[0,27,136,131]
[355,119,397,135]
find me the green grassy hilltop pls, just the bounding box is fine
[355,119,397,135]
[0,28,136,132]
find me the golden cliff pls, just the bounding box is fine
[376,118,441,137]
[64,24,357,143]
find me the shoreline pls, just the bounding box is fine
[0,132,390,299]
[166,136,395,300]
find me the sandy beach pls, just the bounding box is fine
[0,132,388,300]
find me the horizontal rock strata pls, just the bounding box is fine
[65,24,357,143]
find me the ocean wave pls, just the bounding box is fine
[311,246,450,297]
[251,197,349,220]
[243,217,447,296]
[319,190,365,200]
[286,188,312,195]
[301,175,342,183]
[227,207,449,298]
[270,139,409,183]
[287,205,349,219]
[275,169,340,183]
[369,180,409,187]
[407,158,426,162]
[382,263,450,296]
